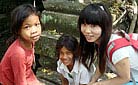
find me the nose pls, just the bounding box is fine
[85,27,92,34]
[31,25,37,34]
[60,54,67,60]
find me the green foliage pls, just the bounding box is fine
[41,14,53,24]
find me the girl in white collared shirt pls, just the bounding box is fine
[56,34,95,85]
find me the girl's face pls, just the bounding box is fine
[59,46,74,68]
[20,14,41,44]
[81,24,102,44]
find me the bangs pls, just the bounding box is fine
[78,4,106,26]
[62,40,76,52]
[56,35,78,52]
[79,11,101,25]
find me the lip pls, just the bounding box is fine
[61,59,69,64]
[85,35,94,39]
[31,35,40,40]
[62,61,69,65]
[84,35,95,42]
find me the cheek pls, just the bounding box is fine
[80,26,85,33]
[68,55,74,60]
[20,30,29,37]
[59,53,64,59]
[94,28,102,36]
[80,26,83,30]
[59,54,73,60]
[37,26,42,33]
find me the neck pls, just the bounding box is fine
[67,59,75,72]
[95,38,101,45]
[18,38,33,50]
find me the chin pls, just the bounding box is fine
[63,62,70,66]
[32,38,39,43]
[86,39,95,42]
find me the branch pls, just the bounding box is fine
[113,0,127,26]
[113,9,127,26]
[128,0,137,33]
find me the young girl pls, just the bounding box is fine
[0,4,45,85]
[56,34,95,85]
[78,3,138,85]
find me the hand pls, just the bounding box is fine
[88,82,101,85]
[88,82,94,85]
[39,82,46,85]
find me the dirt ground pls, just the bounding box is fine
[37,67,61,85]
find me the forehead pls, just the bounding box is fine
[60,47,71,52]
[23,14,39,24]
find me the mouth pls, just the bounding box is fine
[61,59,69,64]
[31,35,40,40]
[84,35,96,42]
[85,35,94,39]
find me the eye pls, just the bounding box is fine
[24,25,30,30]
[66,51,72,55]
[35,23,41,27]
[82,24,86,26]
[60,51,64,55]
[90,24,95,27]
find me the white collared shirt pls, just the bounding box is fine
[57,59,92,85]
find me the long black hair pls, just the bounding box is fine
[78,3,112,74]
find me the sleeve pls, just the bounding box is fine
[112,46,129,64]
[10,53,27,85]
[79,65,91,84]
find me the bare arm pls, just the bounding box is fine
[80,84,87,85]
[89,57,131,85]
[88,65,102,85]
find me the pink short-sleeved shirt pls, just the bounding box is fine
[0,39,39,85]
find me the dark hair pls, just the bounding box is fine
[6,4,41,46]
[78,3,112,74]
[56,34,79,60]
[11,4,41,37]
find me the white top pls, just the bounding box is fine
[57,59,92,85]
[107,34,138,82]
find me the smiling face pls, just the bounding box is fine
[59,46,74,69]
[81,24,102,43]
[19,14,41,44]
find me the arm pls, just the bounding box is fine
[11,54,27,85]
[88,65,102,85]
[60,74,69,85]
[80,84,87,85]
[11,53,43,85]
[89,57,131,85]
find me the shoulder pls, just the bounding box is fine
[112,45,137,64]
[7,40,26,59]
[9,39,25,52]
[109,34,122,42]
[107,34,129,63]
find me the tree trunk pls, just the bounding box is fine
[43,1,84,15]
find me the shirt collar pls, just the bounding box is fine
[59,59,79,74]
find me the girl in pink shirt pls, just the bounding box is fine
[0,4,45,85]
